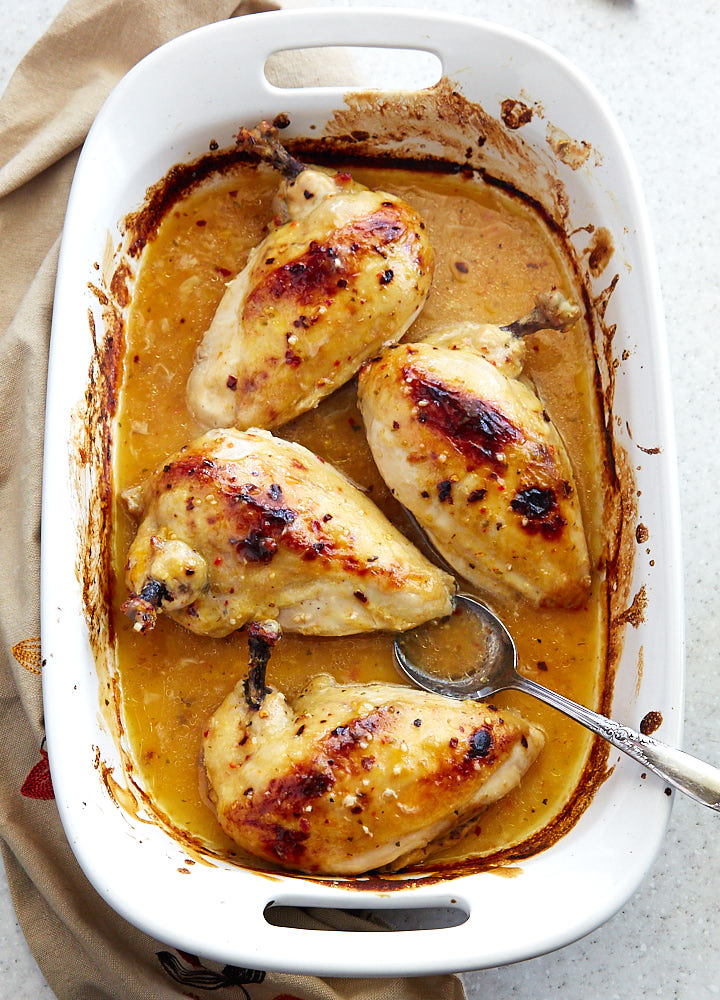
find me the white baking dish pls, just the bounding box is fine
[42,8,683,975]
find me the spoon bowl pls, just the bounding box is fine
[395,593,720,812]
[395,593,518,701]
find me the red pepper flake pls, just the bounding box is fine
[379,269,394,285]
[196,219,207,227]
[133,354,140,363]
[226,374,238,390]
[214,557,223,566]
[215,266,232,277]
[449,737,459,748]
[228,190,238,197]
[454,261,469,274]
[285,349,302,367]
[335,171,352,184]
[353,591,368,603]
[392,420,400,430]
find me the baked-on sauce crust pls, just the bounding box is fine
[101,143,624,880]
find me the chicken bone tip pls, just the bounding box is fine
[235,120,305,180]
[120,578,171,633]
[501,289,580,339]
[243,619,283,709]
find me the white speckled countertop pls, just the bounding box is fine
[2,1,718,996]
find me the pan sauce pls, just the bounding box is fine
[113,162,608,867]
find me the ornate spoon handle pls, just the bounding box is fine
[515,675,720,811]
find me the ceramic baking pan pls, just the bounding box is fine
[42,7,683,976]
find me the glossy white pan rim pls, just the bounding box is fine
[41,7,683,975]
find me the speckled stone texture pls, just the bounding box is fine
[1,1,718,997]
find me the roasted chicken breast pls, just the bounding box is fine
[187,122,433,431]
[203,673,544,875]
[358,293,592,607]
[121,427,454,638]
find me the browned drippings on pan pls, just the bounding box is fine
[586,227,614,277]
[500,98,534,130]
[70,284,123,721]
[74,79,639,887]
[615,585,648,630]
[545,123,593,170]
[639,710,663,736]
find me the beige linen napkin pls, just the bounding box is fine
[0,1,467,997]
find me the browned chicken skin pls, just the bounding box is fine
[186,122,434,431]
[203,673,544,875]
[121,428,454,641]
[358,292,592,608]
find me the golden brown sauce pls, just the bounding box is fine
[113,164,606,865]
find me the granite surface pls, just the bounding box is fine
[1,0,718,997]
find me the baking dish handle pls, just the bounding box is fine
[241,7,461,90]
[252,892,482,976]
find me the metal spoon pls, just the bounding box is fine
[394,593,720,811]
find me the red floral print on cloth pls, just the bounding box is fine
[12,638,54,799]
[21,747,54,800]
